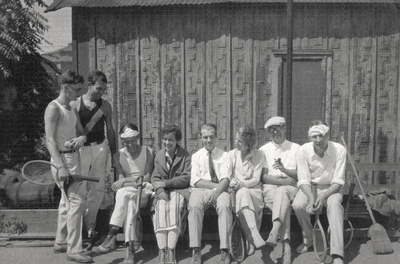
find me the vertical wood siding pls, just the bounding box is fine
[73,4,400,194]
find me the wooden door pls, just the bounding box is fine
[281,59,325,145]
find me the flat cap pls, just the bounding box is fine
[264,116,286,129]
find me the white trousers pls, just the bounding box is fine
[79,140,109,230]
[53,153,86,254]
[109,186,150,242]
[292,188,344,257]
[188,188,232,249]
[263,184,298,241]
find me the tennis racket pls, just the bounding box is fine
[22,160,99,185]
[22,160,100,209]
[312,185,328,262]
[126,175,144,252]
[228,189,246,263]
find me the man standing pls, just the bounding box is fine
[259,116,300,264]
[188,124,233,264]
[72,69,119,240]
[292,120,346,264]
[45,70,92,263]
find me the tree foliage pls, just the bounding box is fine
[0,0,50,77]
[0,0,59,173]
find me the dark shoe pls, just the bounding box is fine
[66,252,93,263]
[88,229,99,240]
[86,229,99,251]
[123,246,135,264]
[158,248,166,264]
[92,234,116,254]
[190,247,201,264]
[167,248,177,264]
[217,249,231,264]
[53,243,67,253]
[265,232,278,248]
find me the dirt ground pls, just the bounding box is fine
[2,236,400,264]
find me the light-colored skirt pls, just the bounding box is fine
[236,186,264,229]
[152,191,186,234]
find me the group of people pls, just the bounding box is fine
[45,70,347,264]
[45,69,119,263]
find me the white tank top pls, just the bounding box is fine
[52,100,77,151]
[119,146,147,177]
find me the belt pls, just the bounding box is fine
[59,150,76,154]
[84,139,104,147]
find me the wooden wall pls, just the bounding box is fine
[72,3,400,194]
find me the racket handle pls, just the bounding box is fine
[70,175,100,182]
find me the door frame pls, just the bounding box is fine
[271,49,334,141]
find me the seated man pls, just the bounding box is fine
[292,120,346,264]
[188,123,233,264]
[259,116,300,264]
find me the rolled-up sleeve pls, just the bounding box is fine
[216,152,231,181]
[331,145,346,186]
[190,151,202,187]
[296,147,312,188]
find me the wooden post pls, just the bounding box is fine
[287,0,293,137]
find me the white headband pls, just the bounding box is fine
[120,127,139,138]
[308,125,329,137]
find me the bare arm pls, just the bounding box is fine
[194,179,219,189]
[104,102,117,156]
[143,147,154,183]
[262,169,297,187]
[208,178,229,204]
[299,183,314,214]
[314,183,341,212]
[44,103,69,179]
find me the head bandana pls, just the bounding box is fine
[120,127,140,138]
[264,116,286,129]
[308,125,329,137]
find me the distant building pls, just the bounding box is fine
[42,43,73,89]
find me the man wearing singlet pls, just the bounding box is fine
[44,70,92,263]
[71,70,119,241]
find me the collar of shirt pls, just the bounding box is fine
[246,149,255,161]
[313,141,332,158]
[166,149,177,159]
[271,140,288,150]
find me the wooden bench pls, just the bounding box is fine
[116,162,400,241]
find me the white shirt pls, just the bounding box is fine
[229,149,264,188]
[259,140,300,178]
[296,141,347,187]
[190,147,231,187]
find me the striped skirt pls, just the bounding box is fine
[152,191,186,234]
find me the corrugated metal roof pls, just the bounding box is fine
[45,0,400,13]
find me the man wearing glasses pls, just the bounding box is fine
[259,116,300,264]
[71,69,119,244]
[45,70,93,262]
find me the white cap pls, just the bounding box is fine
[264,116,286,129]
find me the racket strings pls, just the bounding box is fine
[313,221,328,261]
[23,162,56,185]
